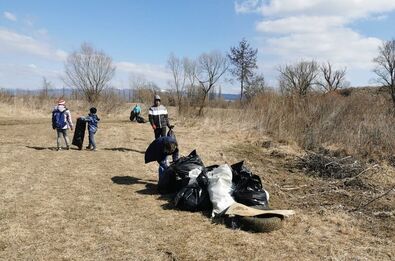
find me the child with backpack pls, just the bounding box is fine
[52,99,73,151]
[81,107,100,151]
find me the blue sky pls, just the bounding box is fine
[1,0,395,93]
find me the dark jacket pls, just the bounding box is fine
[83,113,100,132]
[145,136,179,164]
[148,104,169,129]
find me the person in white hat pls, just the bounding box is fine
[148,95,172,139]
[52,99,73,150]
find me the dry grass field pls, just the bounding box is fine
[0,102,394,260]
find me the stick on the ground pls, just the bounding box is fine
[352,164,380,179]
[354,185,395,211]
[280,185,308,191]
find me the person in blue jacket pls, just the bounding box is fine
[81,107,100,151]
[130,104,141,121]
[145,134,179,179]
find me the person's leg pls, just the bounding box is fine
[161,127,167,137]
[86,131,92,149]
[157,157,175,194]
[56,129,62,150]
[154,128,161,139]
[89,131,96,150]
[62,129,70,149]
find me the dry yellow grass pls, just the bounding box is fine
[0,102,394,260]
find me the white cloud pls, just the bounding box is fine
[264,29,381,69]
[240,0,395,18]
[0,28,67,61]
[235,0,261,14]
[256,16,347,34]
[3,11,17,22]
[115,61,172,86]
[235,0,395,86]
[0,63,63,89]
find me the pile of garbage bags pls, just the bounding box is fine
[159,150,291,232]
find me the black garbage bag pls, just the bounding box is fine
[169,150,205,180]
[129,111,136,121]
[167,127,175,138]
[157,167,189,194]
[174,172,212,211]
[231,161,269,209]
[157,150,205,194]
[136,115,146,123]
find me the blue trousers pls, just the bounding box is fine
[88,130,96,149]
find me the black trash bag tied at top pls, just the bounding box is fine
[230,161,269,209]
[168,150,205,180]
[173,171,212,212]
[157,150,205,194]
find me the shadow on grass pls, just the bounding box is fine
[104,147,145,154]
[111,176,154,185]
[26,146,80,151]
[135,183,176,202]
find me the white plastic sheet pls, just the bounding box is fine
[207,164,235,217]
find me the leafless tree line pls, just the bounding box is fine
[61,38,395,110]
[167,51,228,115]
[278,60,348,96]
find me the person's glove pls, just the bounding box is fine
[152,124,157,130]
[168,125,174,129]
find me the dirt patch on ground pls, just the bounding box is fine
[0,109,394,260]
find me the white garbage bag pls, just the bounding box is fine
[207,164,235,217]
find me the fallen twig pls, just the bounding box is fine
[353,185,395,211]
[280,185,308,191]
[352,164,380,179]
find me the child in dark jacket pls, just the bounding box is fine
[81,107,100,151]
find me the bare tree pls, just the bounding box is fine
[244,73,265,101]
[40,77,53,99]
[373,39,395,106]
[278,60,319,96]
[183,57,200,105]
[228,38,258,101]
[194,51,228,115]
[129,73,160,103]
[64,43,115,103]
[167,53,186,111]
[317,61,348,93]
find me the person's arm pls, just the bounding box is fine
[81,115,91,122]
[66,110,74,130]
[51,111,56,129]
[164,113,171,128]
[172,148,179,162]
[148,107,156,129]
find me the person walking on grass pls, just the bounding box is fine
[148,95,172,139]
[52,99,73,151]
[81,107,100,151]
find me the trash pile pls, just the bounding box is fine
[160,150,294,233]
[296,152,364,179]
